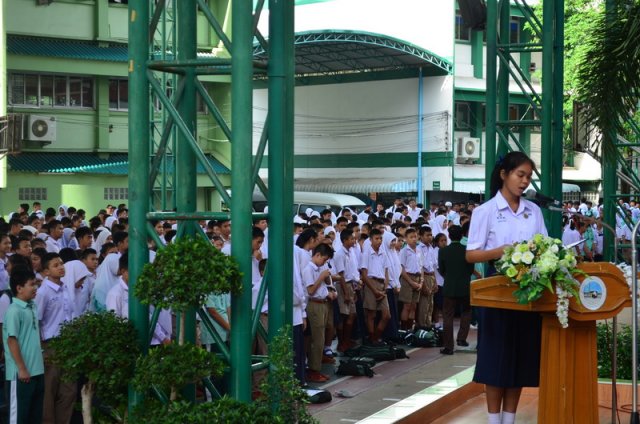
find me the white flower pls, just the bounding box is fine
[511,251,523,264]
[521,251,535,265]
[550,244,559,254]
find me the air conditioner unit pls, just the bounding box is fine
[456,137,481,163]
[25,115,56,144]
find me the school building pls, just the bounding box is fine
[0,0,597,215]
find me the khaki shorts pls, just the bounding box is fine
[337,281,357,315]
[363,278,389,311]
[399,274,421,304]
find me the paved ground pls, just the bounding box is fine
[309,322,478,423]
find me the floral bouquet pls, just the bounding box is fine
[495,234,584,328]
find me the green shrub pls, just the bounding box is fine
[597,322,639,380]
[133,343,224,400]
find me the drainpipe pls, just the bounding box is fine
[417,67,424,204]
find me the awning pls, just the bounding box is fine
[294,178,417,193]
[8,36,128,63]
[253,30,453,79]
[7,152,230,175]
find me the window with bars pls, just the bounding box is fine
[9,73,94,109]
[104,187,128,200]
[18,188,47,201]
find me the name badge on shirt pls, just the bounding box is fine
[496,212,507,223]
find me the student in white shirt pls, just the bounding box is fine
[465,152,547,424]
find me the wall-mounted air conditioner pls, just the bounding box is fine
[456,137,480,163]
[25,115,56,144]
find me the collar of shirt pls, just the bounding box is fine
[308,261,319,272]
[495,190,531,217]
[12,298,33,309]
[44,279,63,292]
[119,279,129,292]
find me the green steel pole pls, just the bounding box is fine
[230,0,254,403]
[549,0,564,238]
[603,0,617,261]
[497,0,510,157]
[176,0,197,401]
[267,0,294,339]
[485,0,498,199]
[540,0,554,235]
[127,0,150,414]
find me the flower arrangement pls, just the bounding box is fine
[496,234,584,328]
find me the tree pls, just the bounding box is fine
[50,312,139,424]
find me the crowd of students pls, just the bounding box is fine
[1,194,626,420]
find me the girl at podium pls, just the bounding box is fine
[466,151,547,424]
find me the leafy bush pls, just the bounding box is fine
[135,236,242,312]
[50,312,139,423]
[133,343,223,400]
[597,322,639,380]
[259,326,317,424]
[134,397,279,424]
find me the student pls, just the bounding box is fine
[398,228,422,330]
[105,253,171,346]
[359,229,390,345]
[432,233,448,328]
[0,234,12,290]
[12,237,32,259]
[332,230,358,352]
[303,243,335,383]
[4,266,45,424]
[417,226,436,328]
[437,225,474,355]
[92,232,128,312]
[35,252,76,424]
[78,249,99,316]
[382,231,401,340]
[61,260,92,318]
[466,151,547,424]
[292,250,307,386]
[44,221,63,254]
[74,227,93,255]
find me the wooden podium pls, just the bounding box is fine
[470,262,631,424]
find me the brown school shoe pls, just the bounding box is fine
[322,354,336,364]
[306,370,329,383]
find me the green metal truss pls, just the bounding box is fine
[484,0,564,238]
[127,0,295,413]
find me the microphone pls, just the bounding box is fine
[523,189,563,210]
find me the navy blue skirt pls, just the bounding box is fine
[473,307,542,388]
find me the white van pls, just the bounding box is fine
[252,191,366,216]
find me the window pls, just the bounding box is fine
[455,101,471,130]
[109,79,129,110]
[19,188,47,201]
[510,17,521,44]
[104,187,128,200]
[8,73,94,108]
[455,14,471,41]
[152,79,207,114]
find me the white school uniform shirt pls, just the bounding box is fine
[303,262,329,301]
[333,245,360,283]
[408,207,421,223]
[359,244,389,280]
[466,190,548,252]
[399,245,421,274]
[35,278,74,341]
[252,256,268,314]
[292,254,306,326]
[0,258,8,291]
[562,227,581,255]
[45,237,62,253]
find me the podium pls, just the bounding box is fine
[470,262,631,424]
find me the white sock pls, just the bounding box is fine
[502,411,516,424]
[488,412,502,424]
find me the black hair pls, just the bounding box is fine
[295,228,317,248]
[80,248,98,260]
[75,226,92,240]
[10,266,35,296]
[461,221,471,238]
[369,228,383,238]
[119,250,128,271]
[489,151,536,197]
[448,225,463,242]
[340,229,354,243]
[252,226,265,239]
[112,231,128,246]
[418,226,432,236]
[8,254,30,271]
[404,228,417,237]
[42,252,61,270]
[433,233,447,247]
[12,236,31,251]
[336,216,348,225]
[312,243,334,259]
[59,248,78,263]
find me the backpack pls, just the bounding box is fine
[347,356,376,368]
[305,389,332,404]
[407,327,442,348]
[336,360,375,378]
[352,344,403,362]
